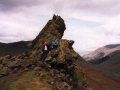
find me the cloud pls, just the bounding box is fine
[1,0,120,15]
[0,0,120,55]
[68,0,120,15]
[0,12,45,43]
[0,0,45,11]
[103,15,120,35]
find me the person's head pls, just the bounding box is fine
[44,41,47,45]
[43,40,47,45]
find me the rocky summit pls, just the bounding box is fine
[0,15,87,90]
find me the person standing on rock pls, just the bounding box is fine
[40,41,50,61]
[51,36,59,49]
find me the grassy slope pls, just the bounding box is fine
[79,61,120,90]
[0,70,52,90]
[93,51,120,82]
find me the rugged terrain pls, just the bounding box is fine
[0,15,120,90]
[0,15,87,90]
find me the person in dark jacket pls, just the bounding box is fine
[40,41,50,61]
[51,36,59,49]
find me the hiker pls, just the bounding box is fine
[51,36,59,49]
[40,41,50,61]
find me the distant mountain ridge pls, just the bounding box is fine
[0,41,31,57]
[83,44,120,62]
[83,44,120,82]
[105,44,120,49]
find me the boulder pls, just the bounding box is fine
[0,67,10,77]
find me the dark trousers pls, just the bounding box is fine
[40,51,48,61]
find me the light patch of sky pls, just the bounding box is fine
[63,17,104,54]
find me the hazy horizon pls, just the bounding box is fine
[0,0,120,55]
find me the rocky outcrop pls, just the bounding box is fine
[0,15,87,90]
[31,14,66,56]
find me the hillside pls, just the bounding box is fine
[0,15,87,90]
[83,44,120,83]
[0,41,30,57]
[79,60,120,90]
[94,50,120,82]
[83,44,120,62]
[0,15,120,90]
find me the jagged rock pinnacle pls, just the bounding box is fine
[31,14,66,55]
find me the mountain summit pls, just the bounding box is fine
[32,15,66,50]
[0,15,87,90]
[0,15,120,90]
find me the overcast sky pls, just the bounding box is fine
[0,0,120,55]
